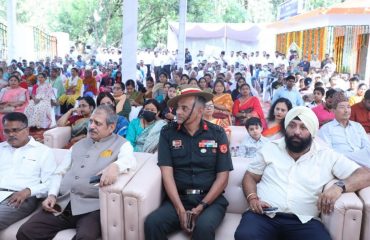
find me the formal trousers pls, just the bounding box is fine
[234,210,331,240]
[0,196,38,230]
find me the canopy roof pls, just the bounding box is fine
[268,0,370,33]
[168,22,264,43]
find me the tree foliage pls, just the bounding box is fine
[0,0,345,48]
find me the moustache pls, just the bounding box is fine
[88,129,97,134]
[7,137,17,141]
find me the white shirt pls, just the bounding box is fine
[48,140,136,196]
[248,138,360,223]
[318,119,370,167]
[241,134,268,158]
[152,56,162,67]
[0,137,57,198]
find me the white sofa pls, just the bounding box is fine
[43,126,71,149]
[0,149,155,240]
[120,157,364,240]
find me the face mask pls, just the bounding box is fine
[142,110,156,122]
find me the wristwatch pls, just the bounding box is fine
[334,180,346,193]
[199,201,209,209]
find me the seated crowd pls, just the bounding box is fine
[0,49,369,240]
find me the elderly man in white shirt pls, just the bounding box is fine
[235,106,370,240]
[17,105,137,240]
[0,112,56,230]
[319,92,370,167]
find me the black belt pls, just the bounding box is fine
[179,189,208,195]
[0,188,16,192]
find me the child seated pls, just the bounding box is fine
[241,117,269,158]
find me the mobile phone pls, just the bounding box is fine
[53,204,62,212]
[186,210,194,231]
[89,174,102,184]
[263,207,278,213]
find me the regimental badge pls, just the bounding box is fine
[219,144,228,153]
[100,149,113,158]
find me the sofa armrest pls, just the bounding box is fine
[43,127,71,149]
[122,160,163,240]
[357,186,370,240]
[99,153,153,240]
[321,180,363,240]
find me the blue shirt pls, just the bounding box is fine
[318,119,370,167]
[271,86,304,107]
[115,116,129,137]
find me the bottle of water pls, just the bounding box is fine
[238,145,246,158]
[236,146,240,157]
[231,147,236,157]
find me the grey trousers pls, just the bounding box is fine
[0,195,38,230]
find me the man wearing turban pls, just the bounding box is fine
[235,106,370,240]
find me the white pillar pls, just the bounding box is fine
[121,0,138,82]
[177,0,187,70]
[7,0,17,62]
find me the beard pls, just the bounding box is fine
[285,134,312,153]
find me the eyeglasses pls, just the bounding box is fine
[205,104,214,109]
[3,126,28,135]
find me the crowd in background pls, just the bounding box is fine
[0,46,369,165]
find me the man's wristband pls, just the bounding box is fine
[199,201,209,209]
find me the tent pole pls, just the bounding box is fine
[177,0,187,70]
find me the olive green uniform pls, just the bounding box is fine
[144,120,233,240]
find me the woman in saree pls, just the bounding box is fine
[83,69,98,97]
[0,75,29,141]
[125,79,141,106]
[57,96,95,146]
[212,79,233,127]
[262,97,292,140]
[126,99,167,153]
[152,72,169,103]
[349,83,367,106]
[135,76,154,105]
[203,100,231,142]
[232,83,266,127]
[198,77,212,93]
[231,77,246,101]
[25,73,55,128]
[59,67,83,114]
[113,82,132,120]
